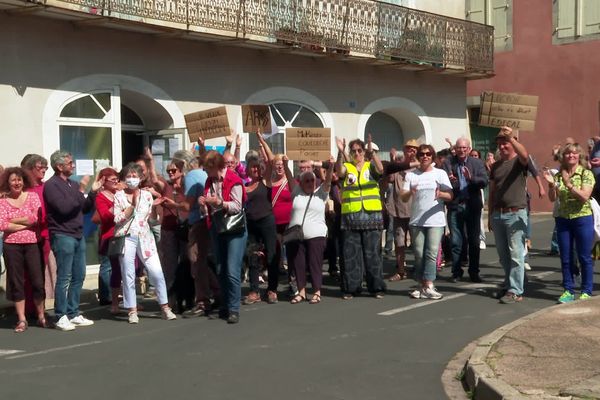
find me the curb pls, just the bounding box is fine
[462,302,573,400]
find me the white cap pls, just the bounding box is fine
[370,142,379,152]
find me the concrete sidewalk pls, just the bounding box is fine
[464,296,600,399]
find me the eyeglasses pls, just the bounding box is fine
[417,152,433,157]
[35,165,48,171]
[350,148,363,154]
[166,169,179,174]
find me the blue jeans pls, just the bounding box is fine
[491,209,527,296]
[410,226,444,282]
[98,255,112,303]
[556,215,594,295]
[448,204,482,278]
[51,234,86,319]
[213,227,248,314]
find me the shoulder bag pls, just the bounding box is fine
[282,192,313,245]
[107,200,137,257]
[210,184,247,235]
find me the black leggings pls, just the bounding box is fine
[247,214,279,292]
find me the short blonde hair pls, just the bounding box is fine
[561,143,587,168]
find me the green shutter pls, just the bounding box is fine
[557,0,577,38]
[466,0,486,24]
[491,0,509,47]
[583,0,600,36]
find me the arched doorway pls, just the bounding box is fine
[365,111,404,161]
[46,76,185,268]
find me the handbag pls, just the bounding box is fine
[212,208,247,235]
[107,201,136,257]
[282,193,313,245]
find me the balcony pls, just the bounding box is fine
[1,0,494,78]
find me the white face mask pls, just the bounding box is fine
[125,177,140,189]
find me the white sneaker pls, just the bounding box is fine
[162,307,177,321]
[70,315,94,327]
[421,285,443,300]
[128,311,139,324]
[524,262,532,271]
[409,289,422,299]
[55,315,76,331]
[480,240,486,250]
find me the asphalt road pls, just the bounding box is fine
[0,215,582,400]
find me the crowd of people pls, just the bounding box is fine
[0,126,597,332]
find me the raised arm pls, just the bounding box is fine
[234,133,242,163]
[322,155,335,193]
[282,155,297,192]
[335,136,347,178]
[255,130,274,162]
[367,133,384,174]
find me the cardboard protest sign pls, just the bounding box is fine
[242,104,272,134]
[286,127,331,161]
[479,92,539,131]
[184,106,230,141]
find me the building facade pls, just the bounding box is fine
[467,0,600,211]
[1,0,493,266]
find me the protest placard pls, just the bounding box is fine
[242,104,272,134]
[479,92,539,131]
[286,127,331,160]
[185,106,230,141]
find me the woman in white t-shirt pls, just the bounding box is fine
[283,155,334,304]
[401,144,453,300]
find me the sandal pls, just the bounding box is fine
[290,294,306,304]
[388,273,407,282]
[309,294,321,304]
[37,317,49,328]
[14,320,28,333]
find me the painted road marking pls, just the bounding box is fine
[0,349,24,356]
[379,282,500,316]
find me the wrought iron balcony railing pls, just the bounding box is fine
[34,0,494,73]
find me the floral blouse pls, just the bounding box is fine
[113,189,157,259]
[0,192,41,244]
[554,165,595,219]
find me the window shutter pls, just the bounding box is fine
[583,0,600,36]
[556,0,577,38]
[491,0,510,47]
[466,0,486,24]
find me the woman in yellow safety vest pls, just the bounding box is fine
[334,134,386,299]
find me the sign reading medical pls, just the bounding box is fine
[185,106,230,141]
[479,92,539,132]
[242,104,272,134]
[286,127,331,161]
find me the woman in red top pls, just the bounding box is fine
[270,154,293,273]
[94,168,121,314]
[0,167,45,332]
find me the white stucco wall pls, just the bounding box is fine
[0,14,469,167]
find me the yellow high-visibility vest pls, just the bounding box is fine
[341,161,382,214]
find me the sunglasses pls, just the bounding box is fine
[350,148,363,154]
[417,152,433,157]
[166,169,179,174]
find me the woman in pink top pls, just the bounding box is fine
[270,154,293,271]
[0,167,45,332]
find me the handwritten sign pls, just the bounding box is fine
[286,127,331,161]
[479,92,539,131]
[242,104,272,134]
[185,106,230,141]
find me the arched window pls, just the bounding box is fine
[58,92,116,176]
[248,102,324,156]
